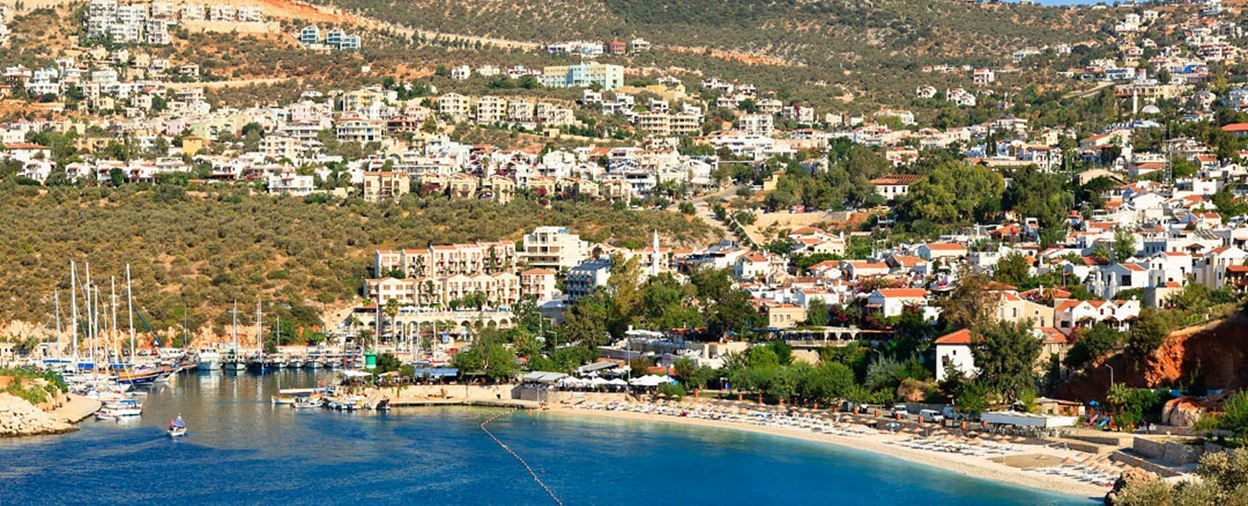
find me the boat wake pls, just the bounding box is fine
[480,413,564,506]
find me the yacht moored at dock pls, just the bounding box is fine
[195,349,222,370]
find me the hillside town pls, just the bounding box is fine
[4,0,1248,503]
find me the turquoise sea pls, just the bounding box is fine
[0,371,1092,505]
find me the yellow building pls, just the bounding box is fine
[363,171,411,202]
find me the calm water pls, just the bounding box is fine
[0,371,1091,505]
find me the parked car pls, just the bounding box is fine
[919,409,945,423]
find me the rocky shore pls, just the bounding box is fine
[0,393,96,437]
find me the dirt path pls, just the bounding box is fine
[166,77,298,90]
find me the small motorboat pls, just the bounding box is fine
[96,399,143,420]
[291,396,323,409]
[272,388,327,405]
[265,356,286,369]
[167,415,187,437]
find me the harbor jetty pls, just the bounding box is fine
[0,392,100,437]
[0,394,74,437]
[351,384,541,410]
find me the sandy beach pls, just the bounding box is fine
[548,404,1107,501]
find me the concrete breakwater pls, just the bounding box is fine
[354,384,541,409]
[0,393,101,437]
[0,393,73,437]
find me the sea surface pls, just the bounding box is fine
[0,371,1091,505]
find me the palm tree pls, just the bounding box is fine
[383,298,401,344]
[486,247,498,274]
[356,328,375,352]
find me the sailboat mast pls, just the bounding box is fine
[85,262,94,367]
[126,265,135,359]
[232,300,239,351]
[54,290,62,360]
[255,301,262,350]
[111,277,119,366]
[70,260,79,370]
[92,284,100,366]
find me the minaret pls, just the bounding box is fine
[650,229,661,278]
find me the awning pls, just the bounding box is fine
[575,361,619,374]
[521,371,568,384]
[412,367,458,377]
[629,375,676,387]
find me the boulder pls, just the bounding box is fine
[1162,396,1212,427]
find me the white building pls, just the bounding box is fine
[935,329,978,382]
[523,226,590,272]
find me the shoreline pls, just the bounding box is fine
[546,406,1105,501]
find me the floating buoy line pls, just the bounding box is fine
[481,412,564,506]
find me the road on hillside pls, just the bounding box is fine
[690,184,742,241]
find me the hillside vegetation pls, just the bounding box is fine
[0,185,712,341]
[311,0,1116,105]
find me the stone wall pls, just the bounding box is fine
[1133,437,1204,466]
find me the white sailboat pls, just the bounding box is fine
[197,300,222,370]
[226,300,247,371]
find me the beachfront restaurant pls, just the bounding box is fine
[521,371,568,387]
[980,411,1078,435]
[410,367,458,383]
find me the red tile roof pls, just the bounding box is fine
[935,328,972,345]
[876,288,927,298]
[1039,327,1069,344]
[4,143,49,150]
[870,174,923,186]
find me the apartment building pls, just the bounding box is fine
[438,93,469,121]
[564,258,612,301]
[520,268,560,302]
[374,242,518,278]
[475,96,505,125]
[535,103,575,127]
[365,272,522,308]
[507,99,534,122]
[335,117,382,143]
[523,226,590,272]
[542,63,624,91]
[362,171,410,202]
[738,114,774,136]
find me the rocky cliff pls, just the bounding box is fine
[1060,314,1248,401]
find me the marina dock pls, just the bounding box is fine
[385,398,541,409]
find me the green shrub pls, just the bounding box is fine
[656,382,686,400]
